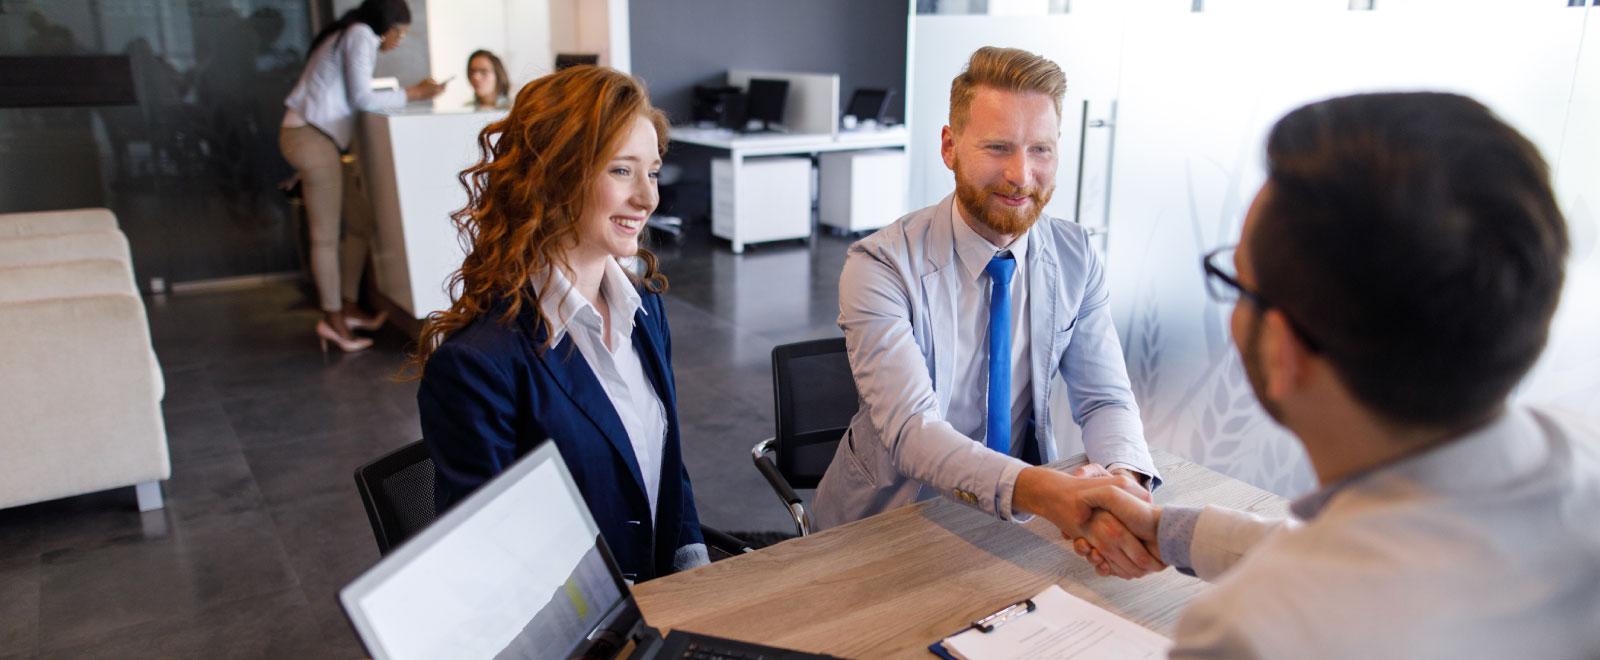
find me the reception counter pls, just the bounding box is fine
[359,105,505,323]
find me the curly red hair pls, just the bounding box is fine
[406,66,670,377]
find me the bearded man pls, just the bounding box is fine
[810,47,1163,578]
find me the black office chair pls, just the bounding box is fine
[354,440,755,558]
[354,440,438,556]
[752,337,859,536]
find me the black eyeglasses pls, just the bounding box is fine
[1201,245,1323,353]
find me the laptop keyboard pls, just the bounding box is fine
[658,629,839,660]
[678,641,771,660]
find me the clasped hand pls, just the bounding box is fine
[1013,463,1165,579]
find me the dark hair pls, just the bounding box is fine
[1252,92,1567,428]
[308,0,411,55]
[467,49,510,103]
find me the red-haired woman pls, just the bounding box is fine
[411,66,705,581]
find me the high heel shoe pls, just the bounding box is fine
[344,309,389,332]
[316,319,374,353]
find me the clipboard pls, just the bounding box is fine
[927,598,1036,660]
[925,585,1173,660]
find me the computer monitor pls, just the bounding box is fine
[845,88,893,124]
[692,84,747,130]
[744,78,789,131]
[554,53,599,71]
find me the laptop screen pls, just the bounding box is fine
[340,442,632,660]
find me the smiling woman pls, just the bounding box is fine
[405,66,705,583]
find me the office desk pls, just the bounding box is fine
[669,126,910,253]
[633,449,1288,659]
[360,105,506,326]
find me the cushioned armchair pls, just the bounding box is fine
[0,210,169,512]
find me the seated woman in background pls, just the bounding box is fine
[412,66,705,582]
[466,49,510,109]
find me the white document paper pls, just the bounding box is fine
[942,585,1172,660]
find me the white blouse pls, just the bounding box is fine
[281,23,407,150]
[533,260,669,522]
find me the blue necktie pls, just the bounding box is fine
[985,253,1016,455]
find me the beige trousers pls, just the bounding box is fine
[278,125,373,313]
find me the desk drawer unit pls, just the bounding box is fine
[711,156,812,246]
[819,149,907,232]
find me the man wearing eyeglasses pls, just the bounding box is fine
[810,46,1163,579]
[1072,92,1600,658]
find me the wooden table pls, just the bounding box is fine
[632,449,1289,659]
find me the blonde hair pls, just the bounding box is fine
[948,46,1067,132]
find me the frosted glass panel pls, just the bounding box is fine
[909,5,1598,497]
[1107,7,1585,496]
[1521,6,1600,414]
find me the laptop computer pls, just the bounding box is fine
[340,441,840,660]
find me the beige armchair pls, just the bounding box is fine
[0,207,118,239]
[0,210,169,511]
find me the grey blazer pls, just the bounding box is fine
[811,194,1157,530]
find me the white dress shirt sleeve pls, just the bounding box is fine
[1159,504,1298,581]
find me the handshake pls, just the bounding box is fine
[1012,463,1166,579]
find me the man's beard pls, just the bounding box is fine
[952,155,1054,237]
[1239,312,1286,426]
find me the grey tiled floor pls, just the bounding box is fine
[0,226,855,659]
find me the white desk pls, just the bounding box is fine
[359,105,506,321]
[669,125,909,253]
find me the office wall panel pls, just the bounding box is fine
[627,0,908,124]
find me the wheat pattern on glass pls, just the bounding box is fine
[1123,157,1315,496]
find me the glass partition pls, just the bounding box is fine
[0,0,312,287]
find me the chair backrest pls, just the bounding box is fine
[353,440,437,556]
[772,337,858,489]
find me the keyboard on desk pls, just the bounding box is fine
[654,630,841,660]
[677,641,757,660]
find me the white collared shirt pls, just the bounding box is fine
[533,259,669,522]
[281,23,407,150]
[945,200,1144,480]
[948,199,1033,455]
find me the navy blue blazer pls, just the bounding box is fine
[418,290,703,582]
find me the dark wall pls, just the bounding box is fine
[629,0,909,125]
